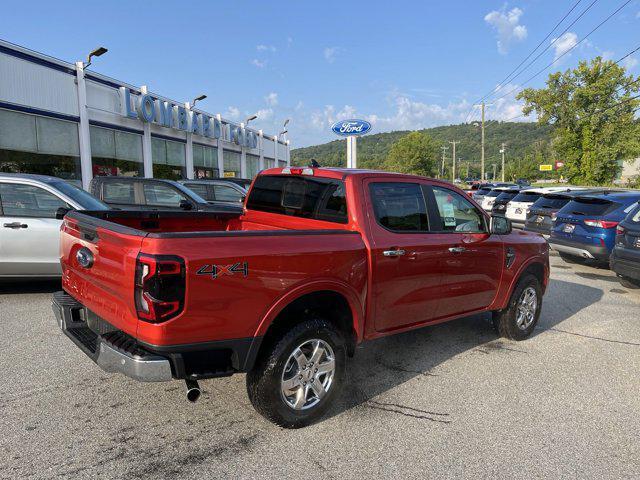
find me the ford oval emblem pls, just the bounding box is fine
[331,119,372,137]
[76,247,94,269]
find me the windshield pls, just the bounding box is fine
[477,188,492,195]
[496,192,518,202]
[486,190,504,198]
[531,194,571,210]
[512,192,542,203]
[53,182,109,210]
[559,198,618,217]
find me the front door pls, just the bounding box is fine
[426,185,504,318]
[367,180,450,332]
[0,182,69,276]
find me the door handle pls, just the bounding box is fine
[383,249,406,257]
[3,222,28,229]
[448,246,466,253]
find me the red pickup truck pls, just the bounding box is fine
[53,167,549,428]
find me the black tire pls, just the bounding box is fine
[618,276,640,289]
[246,318,346,428]
[492,274,543,340]
[558,252,582,264]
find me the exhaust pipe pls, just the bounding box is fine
[185,379,201,403]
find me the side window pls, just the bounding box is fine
[0,183,69,218]
[315,182,347,222]
[184,183,210,200]
[431,186,486,232]
[369,182,429,232]
[102,181,135,204]
[213,184,243,203]
[143,182,186,207]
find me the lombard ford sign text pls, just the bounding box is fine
[331,119,372,137]
[119,88,258,149]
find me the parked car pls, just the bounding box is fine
[481,185,523,212]
[506,187,585,229]
[215,177,252,189]
[491,188,522,216]
[89,176,243,213]
[179,179,247,207]
[610,202,640,289]
[548,192,640,263]
[53,167,549,428]
[0,173,109,277]
[523,189,614,237]
[472,182,514,204]
[516,178,531,187]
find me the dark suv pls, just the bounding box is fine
[611,202,640,289]
[89,176,243,213]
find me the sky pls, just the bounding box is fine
[1,0,639,147]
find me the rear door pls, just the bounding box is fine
[366,180,446,331]
[426,185,503,318]
[142,181,193,210]
[98,179,143,210]
[0,181,70,276]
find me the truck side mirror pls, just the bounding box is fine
[55,206,73,220]
[490,215,512,235]
[179,199,193,211]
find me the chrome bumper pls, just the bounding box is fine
[52,291,172,382]
[548,242,595,259]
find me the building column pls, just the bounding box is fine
[240,123,247,178]
[216,114,224,176]
[184,102,194,180]
[75,62,93,190]
[286,140,291,166]
[140,86,153,178]
[274,136,278,166]
[258,130,265,171]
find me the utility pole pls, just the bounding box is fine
[492,163,497,181]
[500,143,506,182]
[440,145,448,179]
[449,141,459,182]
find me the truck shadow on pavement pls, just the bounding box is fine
[326,278,603,423]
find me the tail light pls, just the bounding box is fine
[281,167,314,175]
[616,225,625,235]
[584,219,618,229]
[135,254,185,323]
[551,212,557,221]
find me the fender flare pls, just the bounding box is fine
[499,255,549,309]
[252,279,366,343]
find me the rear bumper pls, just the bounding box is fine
[52,291,260,382]
[547,237,609,261]
[610,249,640,281]
[524,223,551,237]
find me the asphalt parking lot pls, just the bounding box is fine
[1,252,639,479]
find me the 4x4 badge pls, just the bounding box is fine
[197,262,248,279]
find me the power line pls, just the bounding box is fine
[478,0,595,104]
[492,0,633,103]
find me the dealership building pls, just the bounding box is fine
[0,39,290,189]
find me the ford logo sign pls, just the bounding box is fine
[76,247,94,269]
[331,119,372,137]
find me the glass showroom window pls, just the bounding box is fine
[247,154,260,178]
[0,109,81,184]
[152,137,186,180]
[223,149,241,177]
[264,157,276,169]
[90,126,143,177]
[278,160,287,169]
[193,144,219,178]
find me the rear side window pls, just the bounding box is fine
[0,183,69,218]
[213,184,243,203]
[247,175,348,224]
[561,198,618,216]
[369,182,428,232]
[183,183,210,200]
[102,181,135,204]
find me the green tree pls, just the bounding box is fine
[384,131,439,176]
[517,57,640,185]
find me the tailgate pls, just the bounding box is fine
[60,212,144,339]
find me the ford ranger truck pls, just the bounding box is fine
[53,167,549,428]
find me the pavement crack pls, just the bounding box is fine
[365,400,451,423]
[549,328,640,346]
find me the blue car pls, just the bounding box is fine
[548,192,640,263]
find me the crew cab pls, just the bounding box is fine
[53,167,549,428]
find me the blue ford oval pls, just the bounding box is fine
[331,119,372,137]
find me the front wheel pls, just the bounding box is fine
[246,318,346,428]
[493,274,543,340]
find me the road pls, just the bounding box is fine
[1,253,639,479]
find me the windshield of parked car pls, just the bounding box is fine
[560,198,619,217]
[477,187,492,195]
[512,192,542,203]
[531,194,570,210]
[496,192,518,202]
[486,189,504,198]
[53,181,109,210]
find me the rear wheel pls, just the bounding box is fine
[493,274,542,340]
[618,276,640,289]
[246,318,345,428]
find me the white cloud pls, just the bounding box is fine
[264,92,278,107]
[256,44,276,52]
[225,106,241,120]
[323,47,342,63]
[484,7,528,54]
[552,32,578,61]
[255,108,274,121]
[623,55,639,70]
[251,59,267,68]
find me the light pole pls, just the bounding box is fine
[500,143,506,182]
[245,114,258,126]
[83,46,108,68]
[191,94,207,109]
